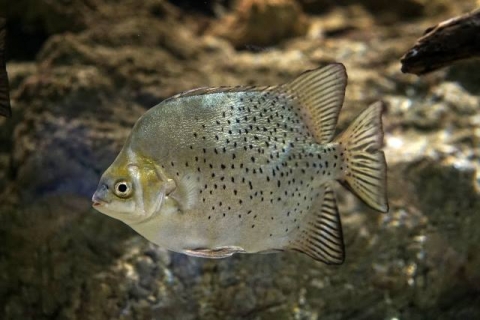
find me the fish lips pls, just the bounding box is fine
[92,184,110,207]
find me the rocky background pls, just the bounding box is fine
[1,0,479,319]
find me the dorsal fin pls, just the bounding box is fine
[284,63,347,144]
[289,186,345,265]
[165,85,271,102]
[162,64,346,145]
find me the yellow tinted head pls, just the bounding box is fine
[92,152,176,224]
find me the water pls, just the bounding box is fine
[1,1,479,319]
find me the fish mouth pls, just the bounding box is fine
[92,193,109,207]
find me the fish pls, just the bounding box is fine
[92,63,388,264]
[0,18,11,118]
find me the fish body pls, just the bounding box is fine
[93,64,388,264]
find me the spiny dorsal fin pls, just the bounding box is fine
[0,18,11,118]
[284,63,347,144]
[334,102,388,213]
[165,85,271,102]
[290,186,345,265]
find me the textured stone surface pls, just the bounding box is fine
[208,0,309,49]
[1,0,479,319]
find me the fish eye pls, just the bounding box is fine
[114,181,132,198]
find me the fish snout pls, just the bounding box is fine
[92,184,110,207]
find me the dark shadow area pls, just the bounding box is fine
[167,0,233,16]
[6,18,49,61]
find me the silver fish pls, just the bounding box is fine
[92,63,388,264]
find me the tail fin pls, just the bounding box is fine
[0,18,11,118]
[334,102,388,212]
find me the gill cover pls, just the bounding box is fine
[127,161,176,220]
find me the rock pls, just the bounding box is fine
[299,0,434,19]
[8,0,90,35]
[446,59,480,94]
[208,0,309,49]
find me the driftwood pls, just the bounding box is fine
[400,9,480,75]
[0,17,11,118]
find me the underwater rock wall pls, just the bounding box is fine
[1,0,479,319]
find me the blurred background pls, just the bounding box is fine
[1,0,479,319]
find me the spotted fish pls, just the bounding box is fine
[92,63,388,264]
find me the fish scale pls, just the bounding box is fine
[93,63,388,264]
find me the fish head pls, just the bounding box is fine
[92,153,176,224]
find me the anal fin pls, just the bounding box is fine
[290,186,345,265]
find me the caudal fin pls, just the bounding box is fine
[334,102,388,212]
